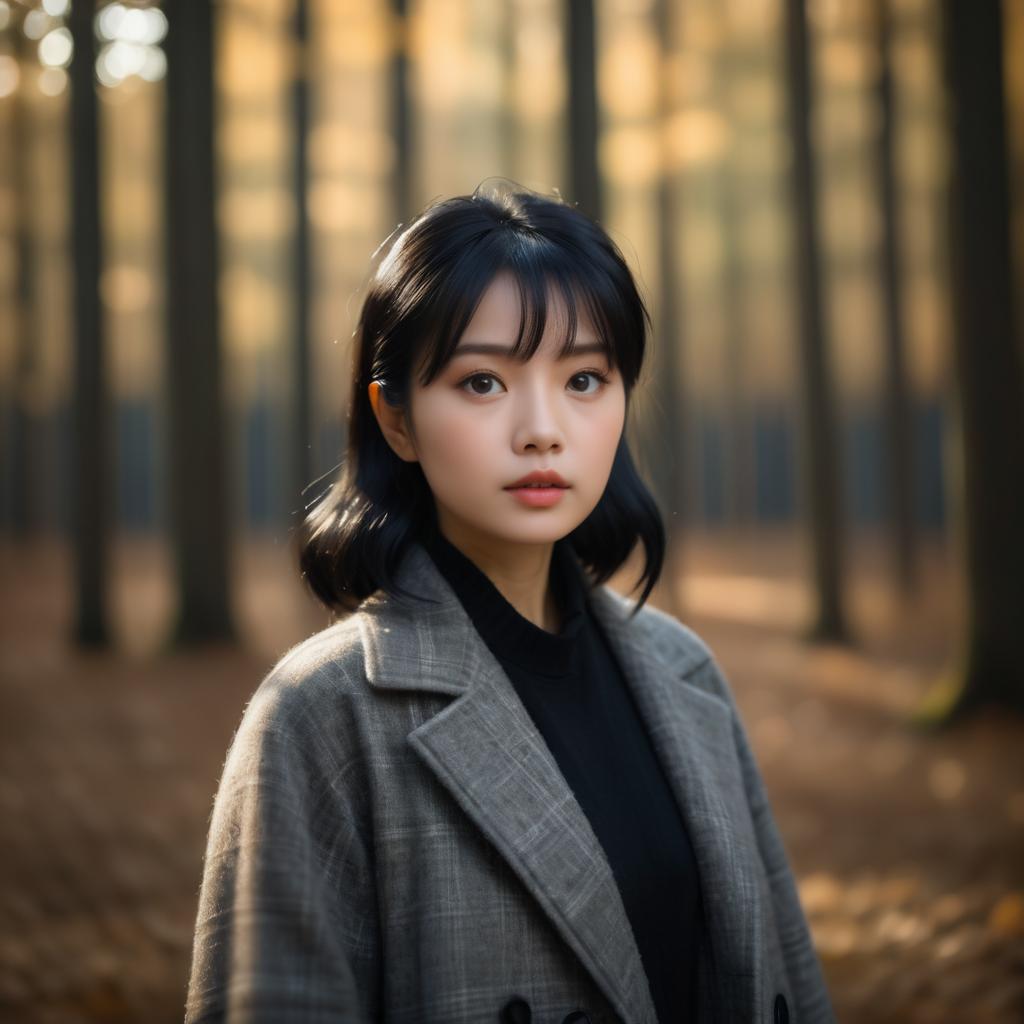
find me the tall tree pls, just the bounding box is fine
[652,0,687,546]
[69,0,111,646]
[919,1,1024,722]
[390,0,413,226]
[10,21,39,538]
[872,0,917,598]
[643,0,687,619]
[716,30,755,527]
[566,0,601,222]
[164,0,235,644]
[290,0,313,529]
[782,0,850,643]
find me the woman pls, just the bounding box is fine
[185,183,836,1023]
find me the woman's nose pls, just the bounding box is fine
[513,388,564,451]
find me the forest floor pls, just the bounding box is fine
[0,528,1021,1024]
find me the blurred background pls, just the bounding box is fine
[1,0,1023,1021]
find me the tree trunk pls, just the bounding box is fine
[782,0,850,644]
[717,36,754,528]
[651,0,687,616]
[872,0,917,599]
[919,1,1024,723]
[290,0,313,529]
[566,0,602,222]
[390,0,413,225]
[10,24,39,538]
[652,0,687,534]
[164,0,235,645]
[69,0,111,647]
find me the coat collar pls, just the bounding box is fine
[357,540,764,1023]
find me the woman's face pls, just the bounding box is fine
[401,271,626,554]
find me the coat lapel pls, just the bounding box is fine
[359,541,762,1023]
[588,583,764,1022]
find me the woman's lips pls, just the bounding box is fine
[505,470,569,488]
[505,485,568,508]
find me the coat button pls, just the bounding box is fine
[561,1012,592,1023]
[500,996,532,1024]
[774,992,790,1024]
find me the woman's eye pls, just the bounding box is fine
[458,370,609,397]
[568,370,609,395]
[459,373,505,396]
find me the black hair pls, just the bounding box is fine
[296,180,665,618]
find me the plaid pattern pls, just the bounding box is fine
[185,541,836,1023]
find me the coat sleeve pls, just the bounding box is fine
[696,652,837,1024]
[184,675,377,1023]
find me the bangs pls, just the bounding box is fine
[410,234,637,388]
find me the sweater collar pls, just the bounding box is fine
[419,519,587,679]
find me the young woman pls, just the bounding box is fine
[185,183,835,1024]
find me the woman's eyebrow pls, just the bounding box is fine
[453,341,607,359]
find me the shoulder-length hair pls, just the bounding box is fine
[296,180,665,618]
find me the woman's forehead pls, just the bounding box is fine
[458,271,600,347]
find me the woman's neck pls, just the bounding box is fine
[430,512,561,633]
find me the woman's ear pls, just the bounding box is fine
[368,381,419,463]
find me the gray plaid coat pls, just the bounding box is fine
[185,540,836,1024]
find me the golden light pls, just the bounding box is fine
[681,574,810,629]
[409,0,468,112]
[309,180,383,234]
[222,115,287,166]
[729,75,782,121]
[819,39,879,87]
[319,10,392,68]
[599,27,659,119]
[100,265,154,314]
[599,125,661,187]
[513,20,563,121]
[725,0,778,38]
[0,54,18,98]
[218,189,296,242]
[309,123,395,177]
[219,19,280,99]
[37,67,67,96]
[664,107,730,170]
[220,266,285,355]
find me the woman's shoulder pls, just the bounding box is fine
[234,613,377,743]
[595,584,713,665]
[592,584,732,705]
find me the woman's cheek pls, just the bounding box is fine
[587,397,625,451]
[419,419,496,491]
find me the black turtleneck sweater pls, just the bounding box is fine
[420,522,705,1023]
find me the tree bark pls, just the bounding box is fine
[650,0,687,617]
[164,0,235,645]
[290,0,313,530]
[69,0,111,647]
[390,0,413,225]
[782,0,850,643]
[922,0,1024,722]
[717,36,754,527]
[872,0,917,599]
[653,0,687,534]
[566,0,602,222]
